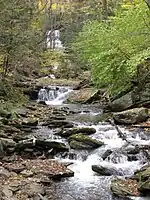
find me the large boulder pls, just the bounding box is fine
[109,92,133,112]
[57,127,96,138]
[113,107,149,124]
[66,88,102,104]
[68,134,104,149]
[16,139,69,152]
[111,179,140,197]
[92,165,123,176]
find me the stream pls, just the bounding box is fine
[38,86,150,200]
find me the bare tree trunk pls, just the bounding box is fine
[102,0,108,20]
[2,54,9,79]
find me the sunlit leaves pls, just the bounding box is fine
[72,0,150,95]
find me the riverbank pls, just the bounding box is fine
[1,79,150,200]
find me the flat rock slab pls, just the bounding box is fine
[3,159,74,179]
[113,107,149,124]
[66,88,100,103]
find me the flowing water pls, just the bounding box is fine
[37,86,150,200]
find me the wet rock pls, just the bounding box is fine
[45,120,74,128]
[35,140,69,152]
[106,152,128,164]
[58,127,96,137]
[16,139,69,152]
[68,134,104,149]
[127,155,138,161]
[92,165,123,176]
[102,149,112,160]
[111,179,140,197]
[109,92,133,112]
[113,107,149,124]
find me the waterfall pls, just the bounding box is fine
[37,86,72,105]
[46,30,63,50]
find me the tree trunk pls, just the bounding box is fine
[102,0,108,20]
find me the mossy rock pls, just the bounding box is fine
[111,179,140,197]
[58,127,96,138]
[135,165,150,182]
[139,180,150,193]
[68,134,104,149]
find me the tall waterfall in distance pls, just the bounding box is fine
[46,30,63,50]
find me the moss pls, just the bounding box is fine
[68,133,104,148]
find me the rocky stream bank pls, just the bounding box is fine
[1,76,150,200]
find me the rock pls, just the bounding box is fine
[15,108,28,117]
[113,107,149,124]
[4,163,25,173]
[1,138,16,148]
[16,138,68,152]
[109,92,133,112]
[20,170,34,177]
[47,120,74,128]
[92,165,123,176]
[102,149,112,160]
[135,165,150,182]
[35,140,69,152]
[22,118,38,126]
[0,109,12,118]
[68,134,104,149]
[1,185,13,198]
[111,179,140,197]
[23,159,74,179]
[139,180,150,193]
[58,127,96,137]
[24,183,45,197]
[66,88,102,104]
[0,166,10,177]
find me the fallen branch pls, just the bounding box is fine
[108,119,128,141]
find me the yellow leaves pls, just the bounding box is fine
[121,0,143,9]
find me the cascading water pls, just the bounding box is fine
[36,86,150,200]
[38,86,72,105]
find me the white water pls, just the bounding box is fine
[46,88,72,105]
[37,86,150,200]
[38,86,72,105]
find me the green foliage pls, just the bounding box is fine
[0,80,28,111]
[72,1,150,95]
[0,0,43,78]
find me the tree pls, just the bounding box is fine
[0,0,43,78]
[72,0,150,95]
